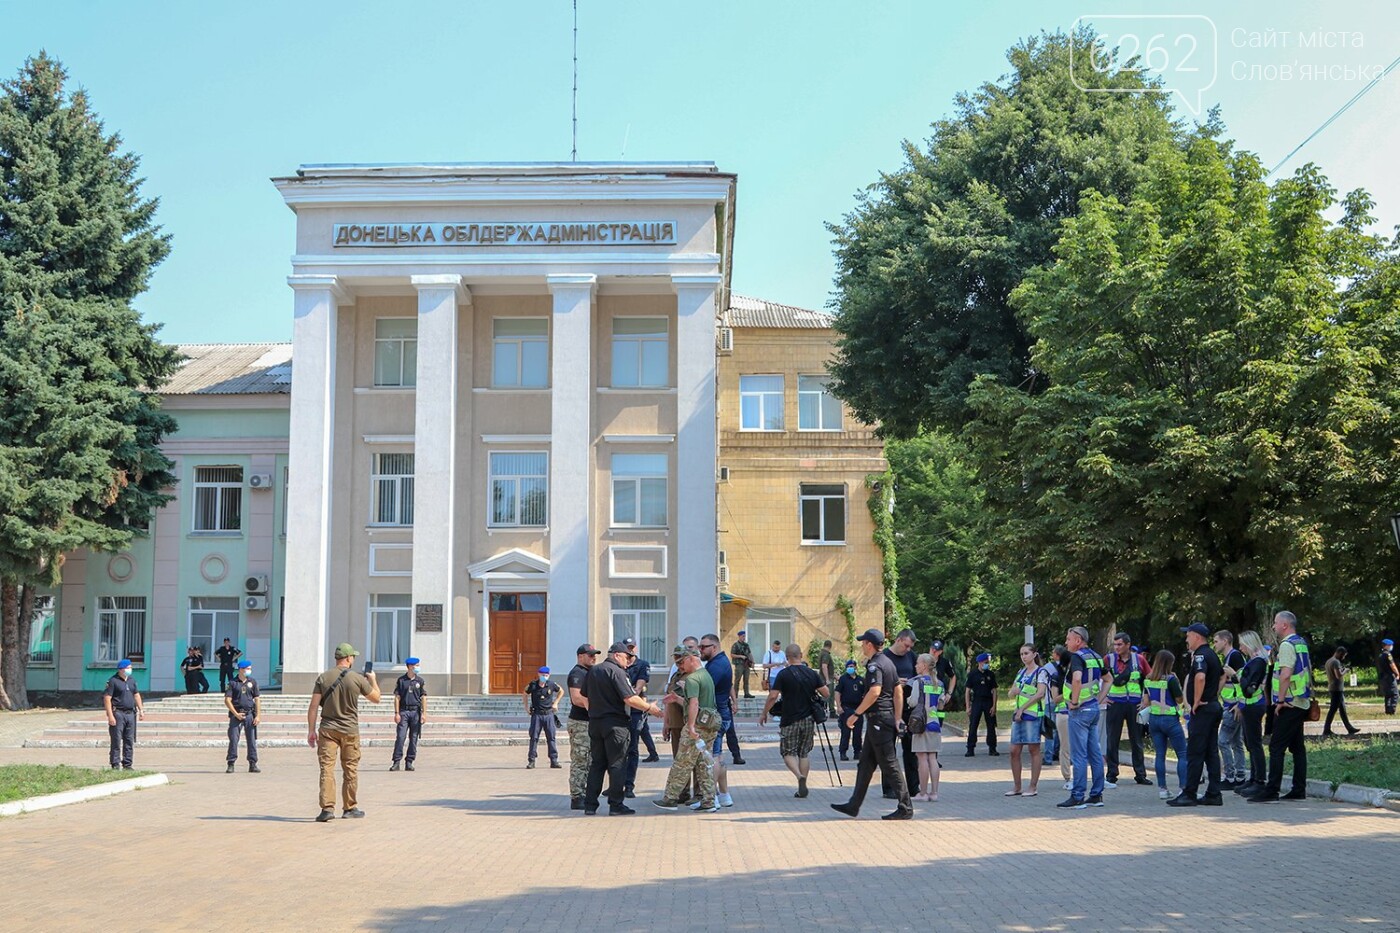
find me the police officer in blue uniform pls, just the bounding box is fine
[102,659,144,770]
[224,659,261,773]
[390,658,427,771]
[525,666,563,769]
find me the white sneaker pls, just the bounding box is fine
[1064,781,1073,790]
[718,793,734,808]
[694,801,720,813]
[1103,780,1118,789]
[1158,789,1170,799]
[688,799,705,811]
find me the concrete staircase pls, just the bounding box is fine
[24,694,785,749]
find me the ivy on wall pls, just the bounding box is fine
[866,471,907,635]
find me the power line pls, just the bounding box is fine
[1268,51,1400,176]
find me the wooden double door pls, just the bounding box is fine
[488,592,547,694]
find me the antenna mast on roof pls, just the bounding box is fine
[571,0,578,161]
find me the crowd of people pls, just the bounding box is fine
[97,613,1397,823]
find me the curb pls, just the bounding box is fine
[0,773,170,817]
[1305,777,1400,810]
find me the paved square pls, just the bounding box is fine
[2,736,1397,932]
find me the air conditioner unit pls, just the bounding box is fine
[243,573,270,595]
[248,473,274,490]
[718,565,730,585]
[244,595,269,612]
[718,327,733,353]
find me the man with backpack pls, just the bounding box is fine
[760,644,830,798]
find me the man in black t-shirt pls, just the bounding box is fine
[1169,623,1224,807]
[580,642,662,815]
[881,629,920,799]
[831,629,913,820]
[759,645,829,799]
[214,638,242,693]
[180,646,202,694]
[565,644,600,809]
[964,653,999,756]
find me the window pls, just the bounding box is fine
[369,594,412,665]
[27,595,55,666]
[96,596,146,664]
[740,375,784,430]
[611,317,668,387]
[798,375,843,431]
[489,452,548,527]
[281,467,289,536]
[800,483,846,544]
[189,597,240,659]
[374,318,418,387]
[611,594,666,666]
[193,466,243,532]
[611,454,668,527]
[371,453,415,526]
[491,593,547,612]
[493,318,549,387]
[744,607,794,658]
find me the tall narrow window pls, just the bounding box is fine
[489,452,549,527]
[193,466,243,532]
[799,483,846,544]
[798,375,843,431]
[371,453,415,526]
[611,454,668,527]
[96,596,147,664]
[369,594,412,665]
[27,595,56,666]
[374,318,418,387]
[492,318,549,387]
[740,375,784,430]
[189,597,240,659]
[611,318,668,387]
[610,595,667,666]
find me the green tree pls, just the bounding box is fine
[964,134,1400,637]
[886,432,1023,646]
[0,52,178,709]
[827,28,1181,438]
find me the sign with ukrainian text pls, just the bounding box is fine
[332,221,677,247]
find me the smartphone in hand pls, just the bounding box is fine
[363,660,374,675]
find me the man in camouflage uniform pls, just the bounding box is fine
[565,643,600,809]
[654,647,720,813]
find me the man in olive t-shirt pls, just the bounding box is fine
[307,642,381,822]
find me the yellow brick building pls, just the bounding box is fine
[717,295,887,663]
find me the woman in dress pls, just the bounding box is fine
[907,653,946,801]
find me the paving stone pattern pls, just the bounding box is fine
[2,734,1398,932]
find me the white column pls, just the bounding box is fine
[284,275,346,684]
[673,275,722,636]
[409,275,468,688]
[547,273,596,675]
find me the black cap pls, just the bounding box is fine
[930,639,945,651]
[576,643,601,656]
[856,628,885,647]
[607,641,636,656]
[1179,623,1210,637]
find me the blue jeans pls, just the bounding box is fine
[1148,713,1187,791]
[1068,704,1104,800]
[1042,716,1059,764]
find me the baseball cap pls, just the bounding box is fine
[672,643,687,656]
[405,657,420,666]
[856,628,885,647]
[117,659,132,670]
[576,643,601,656]
[975,652,991,663]
[236,660,252,669]
[930,639,945,651]
[678,646,701,658]
[622,637,637,648]
[334,642,360,659]
[1180,623,1210,637]
[608,641,635,655]
[538,666,550,674]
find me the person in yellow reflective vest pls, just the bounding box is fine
[1104,632,1151,787]
[1215,630,1250,788]
[1005,644,1048,797]
[1056,626,1111,810]
[1138,650,1188,800]
[1233,630,1270,795]
[1245,611,1313,803]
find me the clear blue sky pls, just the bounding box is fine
[5,0,1398,343]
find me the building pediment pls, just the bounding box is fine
[468,548,550,579]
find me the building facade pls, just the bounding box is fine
[26,344,292,694]
[716,296,887,656]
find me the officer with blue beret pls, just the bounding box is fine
[391,658,427,771]
[102,659,144,770]
[224,659,261,773]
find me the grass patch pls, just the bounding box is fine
[1305,736,1400,792]
[0,764,155,804]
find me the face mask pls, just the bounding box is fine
[241,670,252,679]
[846,667,856,675]
[119,668,130,679]
[980,663,990,671]
[539,675,549,682]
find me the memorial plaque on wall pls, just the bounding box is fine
[415,603,443,633]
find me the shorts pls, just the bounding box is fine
[712,716,732,757]
[1011,717,1043,745]
[779,718,815,758]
